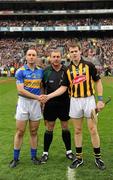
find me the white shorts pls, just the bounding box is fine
[69,95,96,119]
[15,96,42,121]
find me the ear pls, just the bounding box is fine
[80,50,82,55]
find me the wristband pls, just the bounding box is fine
[98,96,103,101]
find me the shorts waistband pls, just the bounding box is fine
[18,94,35,100]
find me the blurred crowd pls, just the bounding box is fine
[0,37,113,77]
[0,18,113,27]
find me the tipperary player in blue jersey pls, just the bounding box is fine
[9,48,44,168]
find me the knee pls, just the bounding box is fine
[61,123,68,130]
[47,123,55,131]
[75,128,82,135]
[47,126,54,131]
[30,128,37,136]
[89,127,98,136]
[16,129,25,138]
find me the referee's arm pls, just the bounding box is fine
[47,86,67,100]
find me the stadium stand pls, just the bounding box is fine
[0,0,113,76]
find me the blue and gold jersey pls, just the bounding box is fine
[15,64,44,95]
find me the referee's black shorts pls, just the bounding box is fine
[43,98,70,121]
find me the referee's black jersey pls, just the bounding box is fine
[42,65,69,101]
[61,59,101,98]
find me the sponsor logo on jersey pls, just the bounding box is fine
[73,75,86,84]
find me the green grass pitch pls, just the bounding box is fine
[0,77,113,180]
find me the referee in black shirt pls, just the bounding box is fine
[39,49,74,164]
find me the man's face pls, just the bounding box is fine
[69,47,81,62]
[26,49,37,65]
[50,51,61,66]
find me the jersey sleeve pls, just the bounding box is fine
[15,69,24,84]
[89,63,100,82]
[42,66,52,89]
[61,70,69,87]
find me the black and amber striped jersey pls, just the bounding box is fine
[61,59,100,98]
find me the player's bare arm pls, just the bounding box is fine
[96,79,105,111]
[17,83,42,101]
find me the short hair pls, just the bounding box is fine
[26,47,37,55]
[50,49,62,57]
[67,42,81,52]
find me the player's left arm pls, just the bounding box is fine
[95,79,105,112]
[89,62,105,112]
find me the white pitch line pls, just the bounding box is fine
[67,167,76,180]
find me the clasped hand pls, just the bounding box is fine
[38,94,49,103]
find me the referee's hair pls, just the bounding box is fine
[50,48,62,57]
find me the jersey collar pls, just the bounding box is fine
[24,64,39,70]
[71,58,83,67]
